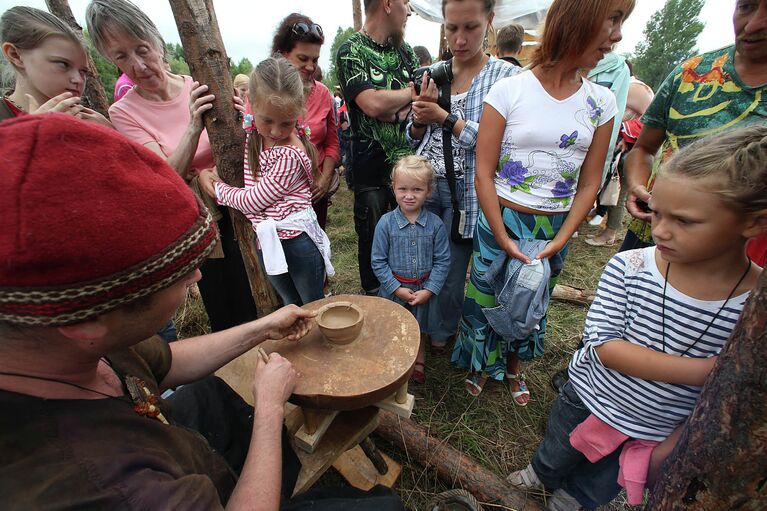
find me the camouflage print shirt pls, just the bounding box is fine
[629,45,767,242]
[336,32,418,188]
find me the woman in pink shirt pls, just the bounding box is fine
[272,13,341,229]
[86,0,257,333]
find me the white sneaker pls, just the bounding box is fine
[588,214,604,226]
[506,464,543,490]
[547,489,581,511]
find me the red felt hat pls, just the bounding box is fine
[0,113,217,326]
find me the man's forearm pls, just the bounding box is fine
[624,146,654,191]
[356,88,412,121]
[161,319,270,389]
[226,405,284,511]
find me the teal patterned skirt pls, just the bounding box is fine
[450,207,570,380]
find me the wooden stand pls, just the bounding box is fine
[294,408,339,453]
[375,382,415,419]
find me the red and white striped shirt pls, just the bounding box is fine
[216,138,314,239]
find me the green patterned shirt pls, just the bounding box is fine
[629,45,767,242]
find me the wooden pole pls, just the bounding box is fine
[45,0,110,117]
[168,0,279,317]
[438,25,447,60]
[376,409,544,510]
[352,0,363,31]
[647,270,767,509]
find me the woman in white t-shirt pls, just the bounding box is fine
[453,0,634,400]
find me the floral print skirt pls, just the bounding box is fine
[451,207,570,380]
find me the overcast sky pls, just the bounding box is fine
[1,0,735,71]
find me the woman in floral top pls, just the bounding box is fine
[453,0,632,400]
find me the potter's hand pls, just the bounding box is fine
[252,353,296,410]
[263,305,316,342]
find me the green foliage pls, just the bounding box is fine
[165,43,190,75]
[326,27,355,90]
[631,0,705,90]
[229,58,254,78]
[83,30,118,104]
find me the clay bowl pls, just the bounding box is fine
[316,301,364,345]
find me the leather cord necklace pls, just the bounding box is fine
[660,261,751,355]
[0,362,169,424]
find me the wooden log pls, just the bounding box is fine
[45,0,110,117]
[352,0,362,31]
[647,270,767,510]
[168,0,279,317]
[376,409,544,510]
[551,284,595,307]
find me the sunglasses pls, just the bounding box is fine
[291,22,324,39]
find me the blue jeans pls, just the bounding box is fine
[424,177,473,342]
[258,233,325,306]
[532,381,622,509]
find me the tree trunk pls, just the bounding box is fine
[352,0,362,31]
[376,409,544,510]
[438,25,447,61]
[168,0,279,317]
[45,0,110,117]
[647,270,767,510]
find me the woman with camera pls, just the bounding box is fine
[407,0,519,367]
[453,0,633,400]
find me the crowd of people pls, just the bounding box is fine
[1,0,766,510]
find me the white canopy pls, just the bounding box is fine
[410,0,552,29]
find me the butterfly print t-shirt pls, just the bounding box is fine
[484,70,617,212]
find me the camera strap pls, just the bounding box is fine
[439,60,471,245]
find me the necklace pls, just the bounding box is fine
[0,365,169,424]
[660,261,751,355]
[361,26,387,48]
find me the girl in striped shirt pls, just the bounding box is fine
[508,126,767,510]
[200,56,332,305]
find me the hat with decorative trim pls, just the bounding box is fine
[0,113,217,326]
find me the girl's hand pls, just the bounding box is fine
[415,72,438,103]
[394,287,415,302]
[233,94,246,116]
[188,81,215,133]
[27,92,82,116]
[412,100,448,127]
[499,235,532,264]
[535,239,566,261]
[198,168,220,198]
[408,289,433,306]
[77,107,114,129]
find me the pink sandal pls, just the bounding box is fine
[506,372,530,406]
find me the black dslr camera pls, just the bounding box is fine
[413,59,453,96]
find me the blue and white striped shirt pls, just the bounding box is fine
[569,247,749,441]
[407,57,521,238]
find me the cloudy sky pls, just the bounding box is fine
[1,0,735,71]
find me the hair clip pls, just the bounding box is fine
[297,121,311,138]
[242,114,256,133]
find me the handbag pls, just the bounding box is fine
[437,61,472,245]
[598,151,622,207]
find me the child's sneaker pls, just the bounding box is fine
[506,463,542,490]
[546,489,581,511]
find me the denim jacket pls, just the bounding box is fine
[482,239,562,341]
[371,207,450,296]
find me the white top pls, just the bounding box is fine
[484,70,617,212]
[568,247,750,441]
[417,91,468,179]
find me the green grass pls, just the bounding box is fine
[175,184,633,510]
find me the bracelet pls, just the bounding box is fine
[412,121,426,129]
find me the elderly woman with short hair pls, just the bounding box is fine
[86,0,257,332]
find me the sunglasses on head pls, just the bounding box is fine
[291,22,324,39]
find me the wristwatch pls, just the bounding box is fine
[443,113,458,133]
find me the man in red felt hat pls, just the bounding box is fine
[0,114,405,510]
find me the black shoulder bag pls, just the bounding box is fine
[436,61,472,245]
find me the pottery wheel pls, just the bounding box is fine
[218,295,420,411]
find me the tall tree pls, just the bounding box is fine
[45,0,110,115]
[168,0,279,316]
[631,0,705,90]
[326,27,355,90]
[647,270,767,509]
[352,0,362,31]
